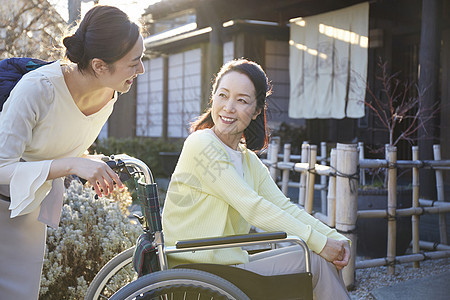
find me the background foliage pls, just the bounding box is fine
[39,180,141,299]
[91,137,183,178]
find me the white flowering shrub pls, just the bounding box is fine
[39,180,141,299]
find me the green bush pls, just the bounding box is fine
[39,180,141,299]
[90,137,183,178]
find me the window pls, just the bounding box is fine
[136,58,164,137]
[167,49,202,138]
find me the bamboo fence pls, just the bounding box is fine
[262,141,450,286]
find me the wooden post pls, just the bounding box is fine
[358,142,366,185]
[305,145,317,214]
[68,0,82,28]
[386,145,397,275]
[327,148,337,227]
[320,142,328,214]
[335,143,358,288]
[266,142,272,168]
[412,146,420,268]
[417,0,441,201]
[269,141,279,181]
[281,144,291,196]
[433,144,448,245]
[206,18,223,93]
[298,142,309,206]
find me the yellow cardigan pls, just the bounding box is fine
[162,129,348,267]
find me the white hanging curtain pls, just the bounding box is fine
[289,2,369,119]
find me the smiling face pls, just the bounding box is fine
[211,71,261,149]
[99,34,145,93]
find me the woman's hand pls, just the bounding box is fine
[332,240,350,270]
[318,238,351,270]
[49,156,123,197]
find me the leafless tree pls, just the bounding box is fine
[362,59,440,187]
[0,0,67,60]
[365,59,439,152]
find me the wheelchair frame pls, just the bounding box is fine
[86,155,313,300]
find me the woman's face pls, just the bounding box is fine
[211,71,261,146]
[102,34,145,93]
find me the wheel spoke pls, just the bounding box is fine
[108,269,250,300]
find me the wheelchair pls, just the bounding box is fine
[85,155,313,300]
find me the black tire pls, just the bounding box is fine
[85,247,136,300]
[110,268,251,300]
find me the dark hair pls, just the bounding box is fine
[191,58,272,151]
[63,5,140,72]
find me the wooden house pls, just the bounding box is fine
[107,0,449,188]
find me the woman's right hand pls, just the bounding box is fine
[49,157,123,197]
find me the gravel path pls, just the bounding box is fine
[349,257,449,299]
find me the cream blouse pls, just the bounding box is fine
[0,61,116,227]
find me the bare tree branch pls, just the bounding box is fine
[0,0,67,60]
[365,58,440,151]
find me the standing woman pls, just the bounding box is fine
[0,6,144,299]
[163,59,351,299]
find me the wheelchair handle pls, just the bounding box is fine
[108,154,155,184]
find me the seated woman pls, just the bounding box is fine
[162,59,350,299]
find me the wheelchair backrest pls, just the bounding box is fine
[136,180,162,233]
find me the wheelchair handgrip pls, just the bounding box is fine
[175,231,287,249]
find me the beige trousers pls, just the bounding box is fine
[236,245,350,300]
[0,199,46,300]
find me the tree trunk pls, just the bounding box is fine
[417,0,442,200]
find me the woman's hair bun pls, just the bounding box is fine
[63,33,85,64]
[62,5,140,72]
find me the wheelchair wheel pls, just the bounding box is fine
[110,268,251,300]
[85,246,136,300]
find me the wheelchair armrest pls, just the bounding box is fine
[175,231,287,249]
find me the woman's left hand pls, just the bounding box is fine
[332,241,351,270]
[319,238,351,270]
